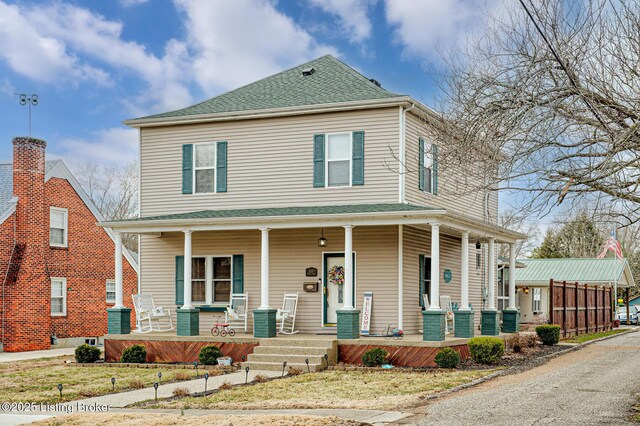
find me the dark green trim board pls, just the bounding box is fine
[481,310,500,336]
[352,131,364,185]
[313,134,325,187]
[419,254,425,308]
[197,306,227,313]
[232,255,244,293]
[177,308,200,336]
[418,137,425,191]
[337,309,360,339]
[502,309,520,333]
[107,308,131,335]
[182,144,193,194]
[216,141,227,192]
[454,310,475,338]
[253,309,277,338]
[422,310,446,341]
[432,144,439,195]
[175,256,184,306]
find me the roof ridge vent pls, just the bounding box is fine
[369,78,381,87]
[302,67,315,76]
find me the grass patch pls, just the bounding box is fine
[156,369,499,410]
[0,356,202,404]
[563,329,628,344]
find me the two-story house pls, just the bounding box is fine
[101,55,524,345]
[0,137,138,352]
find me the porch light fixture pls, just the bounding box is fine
[318,228,328,247]
[475,241,481,250]
[524,286,530,295]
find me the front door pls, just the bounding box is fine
[323,253,355,326]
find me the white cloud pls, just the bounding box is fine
[310,0,376,43]
[53,127,138,167]
[175,0,337,93]
[385,0,508,64]
[0,79,15,96]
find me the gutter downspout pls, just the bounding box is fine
[399,103,415,204]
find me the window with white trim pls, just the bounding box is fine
[212,257,231,303]
[326,133,351,187]
[423,143,434,193]
[192,257,206,303]
[194,143,216,193]
[532,288,542,313]
[191,256,232,304]
[106,280,116,304]
[51,278,67,316]
[50,207,68,247]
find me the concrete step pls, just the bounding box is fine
[247,353,325,364]
[259,338,335,348]
[253,346,330,356]
[242,361,324,373]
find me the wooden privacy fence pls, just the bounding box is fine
[549,279,613,338]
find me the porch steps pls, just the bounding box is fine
[242,338,337,373]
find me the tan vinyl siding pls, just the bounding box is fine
[140,108,400,216]
[402,226,485,333]
[140,226,398,334]
[404,111,499,222]
[519,287,549,324]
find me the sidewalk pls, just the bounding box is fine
[0,347,75,363]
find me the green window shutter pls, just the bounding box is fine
[175,256,185,306]
[232,255,244,293]
[313,134,325,187]
[418,138,425,191]
[419,254,425,308]
[432,144,439,195]
[352,131,365,185]
[182,144,193,194]
[216,141,227,193]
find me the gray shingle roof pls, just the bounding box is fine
[0,160,61,218]
[134,54,402,121]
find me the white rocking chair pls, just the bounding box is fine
[132,294,174,333]
[276,292,299,334]
[225,293,249,333]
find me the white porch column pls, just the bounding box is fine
[460,231,470,311]
[343,225,354,310]
[183,230,193,309]
[114,231,124,309]
[487,238,496,310]
[508,243,517,310]
[429,223,440,310]
[259,228,270,309]
[398,225,404,329]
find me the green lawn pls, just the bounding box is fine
[154,369,499,410]
[0,356,208,404]
[563,329,628,344]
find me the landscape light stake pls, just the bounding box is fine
[57,384,63,400]
[245,366,250,384]
[153,382,159,402]
[157,372,162,384]
[194,361,199,378]
[323,354,329,367]
[305,358,310,373]
[204,373,209,394]
[111,377,116,392]
[241,355,245,363]
[282,361,287,377]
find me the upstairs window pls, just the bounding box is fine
[194,143,217,193]
[50,207,68,247]
[326,133,351,187]
[182,142,227,194]
[419,138,438,195]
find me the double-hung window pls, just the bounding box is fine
[190,256,232,305]
[50,207,68,247]
[106,280,116,304]
[419,138,438,195]
[51,278,66,316]
[192,257,207,303]
[423,143,434,193]
[212,257,231,303]
[326,133,351,187]
[194,143,217,193]
[532,288,542,313]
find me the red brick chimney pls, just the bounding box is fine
[5,137,50,351]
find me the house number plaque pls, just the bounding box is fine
[443,269,452,283]
[305,267,318,277]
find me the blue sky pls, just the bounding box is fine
[0,0,510,169]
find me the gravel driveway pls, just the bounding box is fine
[414,330,640,425]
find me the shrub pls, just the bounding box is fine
[121,344,147,363]
[198,345,223,365]
[535,325,561,346]
[520,333,538,348]
[172,387,191,397]
[218,381,233,390]
[362,347,388,367]
[434,347,461,368]
[505,333,522,353]
[173,371,190,381]
[468,337,505,365]
[75,344,101,364]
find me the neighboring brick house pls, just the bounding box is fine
[0,136,138,352]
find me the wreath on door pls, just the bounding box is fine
[328,265,345,286]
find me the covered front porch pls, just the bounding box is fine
[101,204,524,343]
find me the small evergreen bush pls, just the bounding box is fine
[198,345,223,365]
[535,325,561,345]
[361,347,388,367]
[75,344,101,363]
[120,344,147,363]
[434,347,461,368]
[468,337,505,364]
